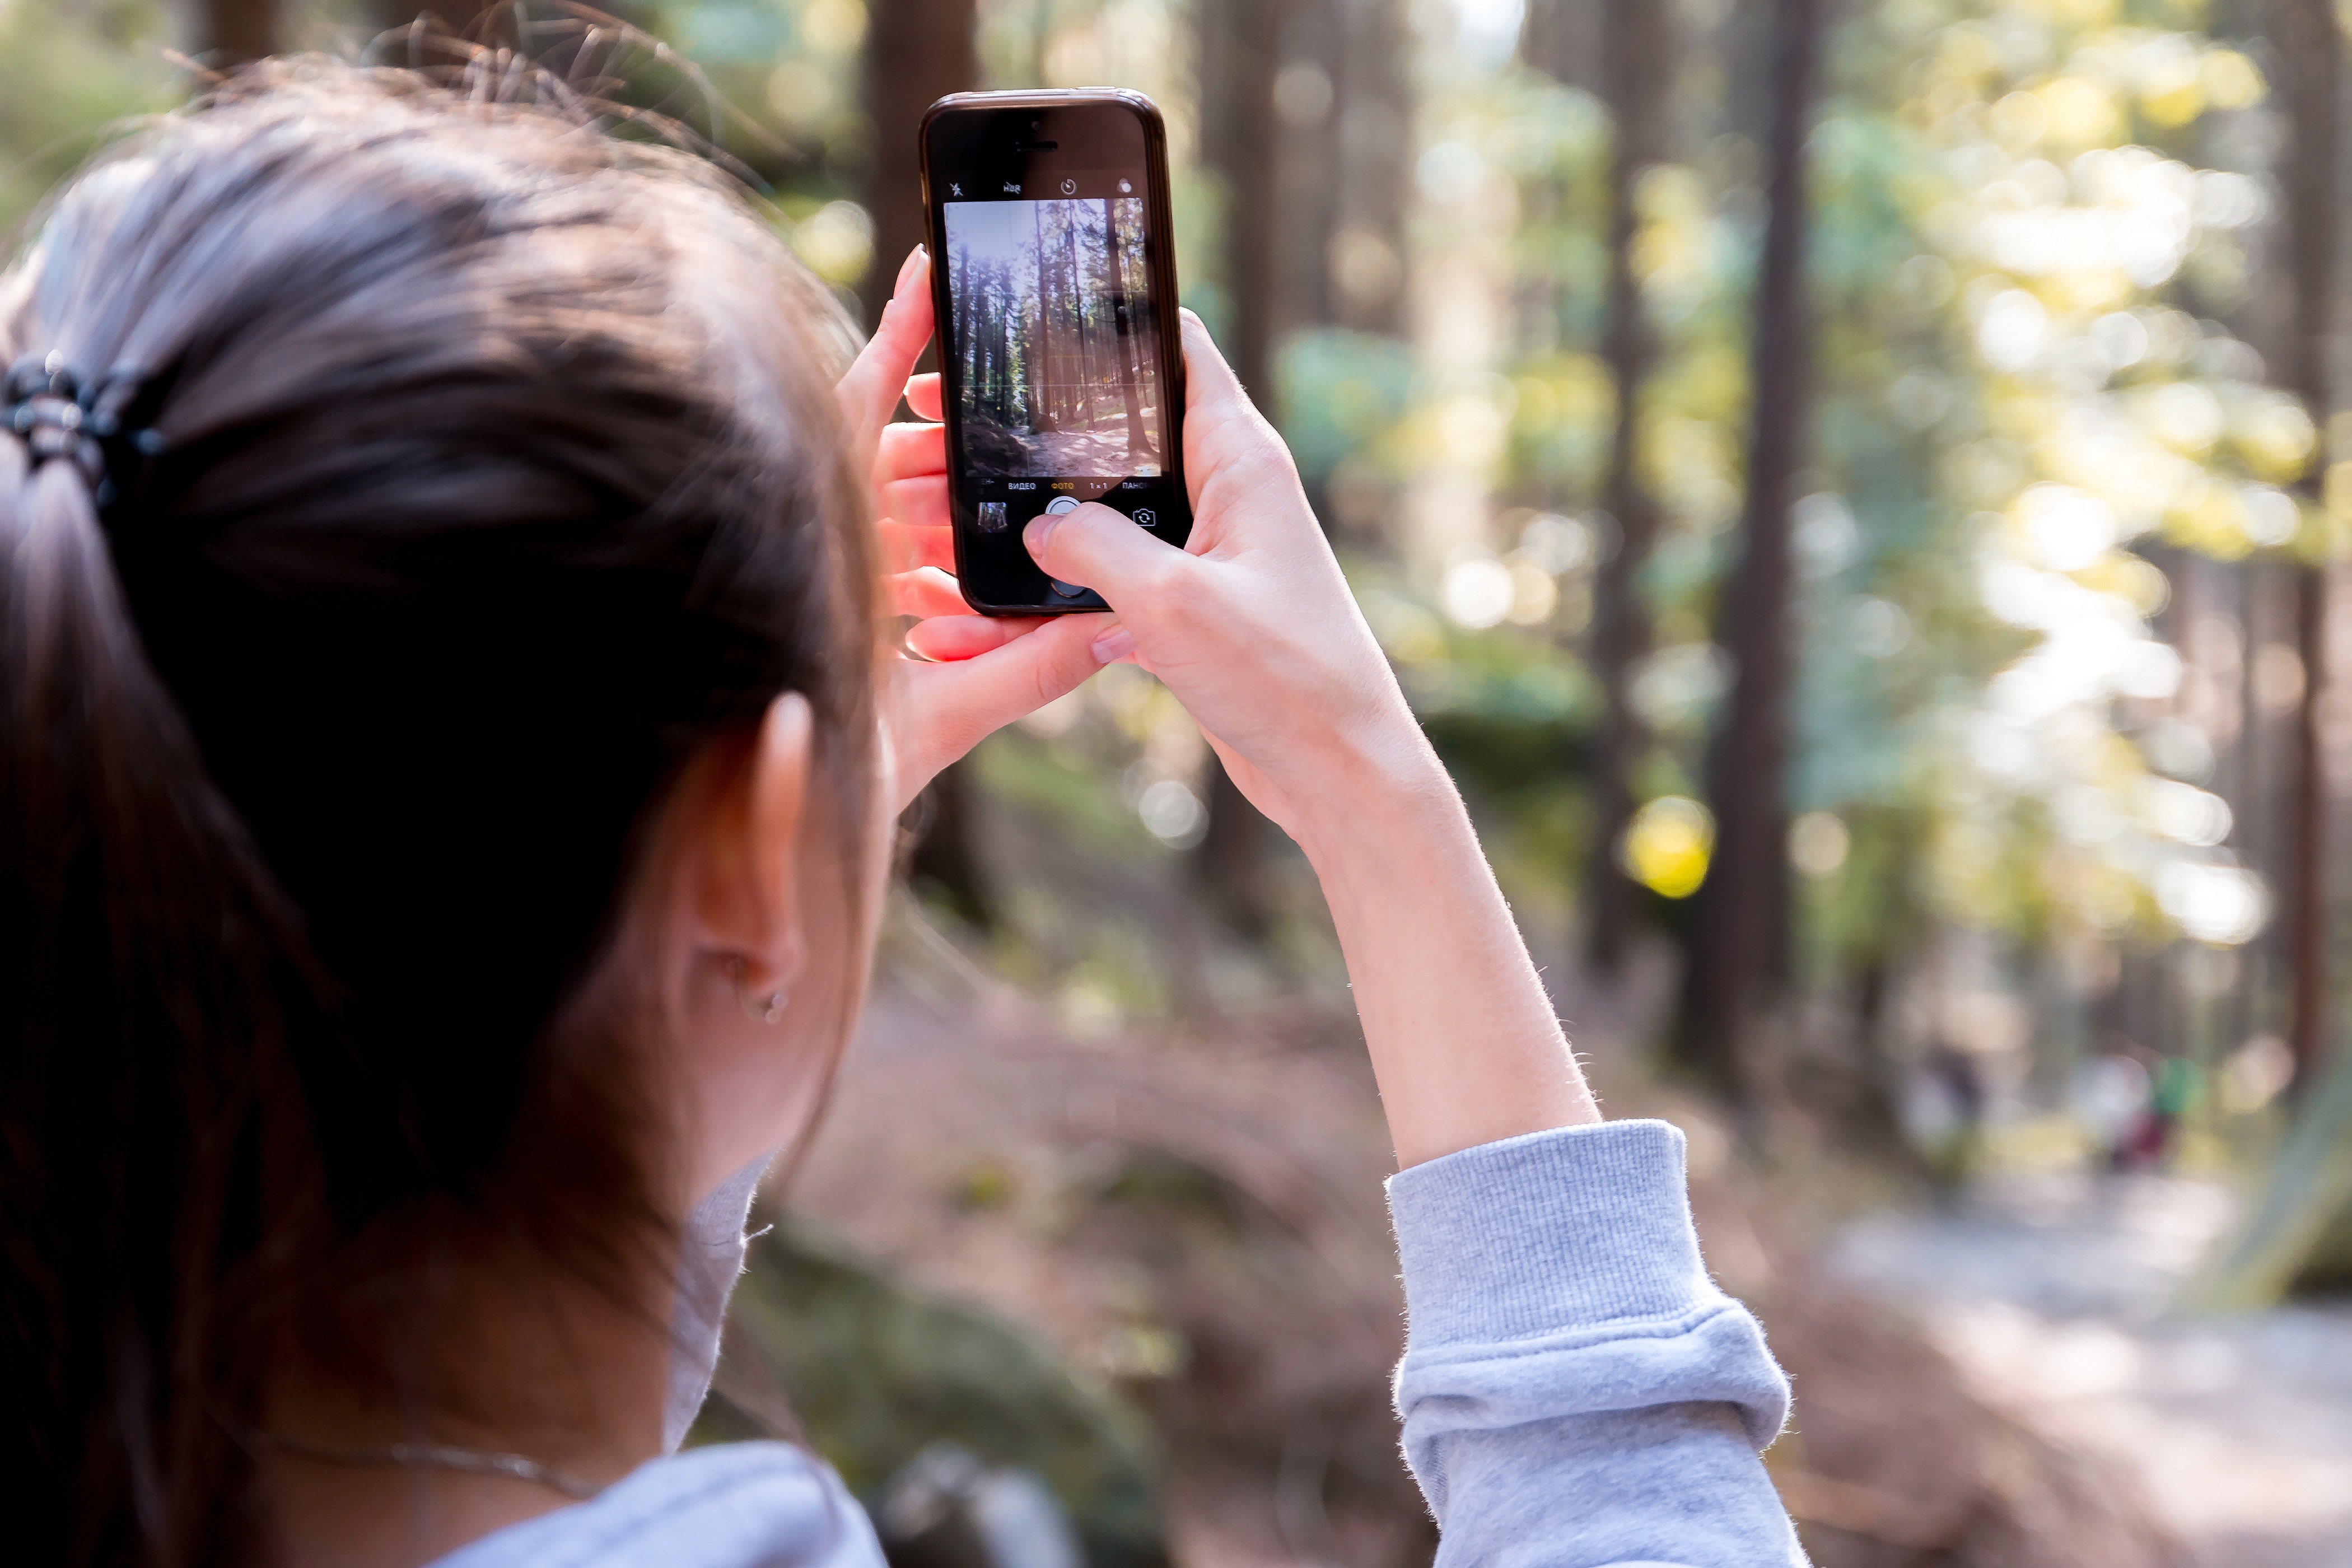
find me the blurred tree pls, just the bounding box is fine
[1324,0,1411,340]
[1192,0,1291,935]
[1519,0,1598,97]
[2269,0,2337,1094]
[1268,0,1411,343]
[202,0,278,63]
[1567,0,1673,972]
[1681,0,1824,1103]
[862,0,976,332]
[1272,1,1343,335]
[1197,0,1286,408]
[867,0,991,927]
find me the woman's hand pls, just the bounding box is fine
[836,248,1114,814]
[1000,310,1444,856]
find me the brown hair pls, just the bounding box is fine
[0,60,879,1565]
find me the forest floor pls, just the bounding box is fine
[964,415,1162,477]
[1824,1172,2352,1567]
[776,913,2352,1565]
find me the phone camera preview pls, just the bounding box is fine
[942,194,1168,482]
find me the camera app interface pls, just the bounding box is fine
[944,188,1167,483]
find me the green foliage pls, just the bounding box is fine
[699,1216,1168,1568]
[0,1,178,238]
[1276,327,1415,485]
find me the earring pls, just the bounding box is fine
[724,956,790,1026]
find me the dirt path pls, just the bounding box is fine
[1826,1174,2352,1567]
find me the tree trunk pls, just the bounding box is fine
[1198,0,1289,409]
[1332,0,1413,340]
[906,763,993,928]
[1106,199,1150,457]
[1571,0,1674,973]
[203,0,278,63]
[1063,217,1095,428]
[1192,0,1293,934]
[860,0,978,335]
[867,0,990,926]
[2275,0,2340,1095]
[1677,0,1824,1100]
[1519,0,1600,96]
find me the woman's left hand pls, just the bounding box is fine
[836,246,1115,813]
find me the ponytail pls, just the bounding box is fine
[2,357,325,1561]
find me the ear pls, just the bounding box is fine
[690,692,815,999]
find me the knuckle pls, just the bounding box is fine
[1140,553,1204,615]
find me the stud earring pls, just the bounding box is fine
[724,955,790,1025]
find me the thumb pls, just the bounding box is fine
[893,614,1112,801]
[1024,502,1194,608]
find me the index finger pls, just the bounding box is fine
[837,247,935,449]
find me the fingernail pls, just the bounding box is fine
[897,245,927,293]
[1091,626,1137,665]
[1024,514,1057,558]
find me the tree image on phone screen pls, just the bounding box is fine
[943,194,1166,479]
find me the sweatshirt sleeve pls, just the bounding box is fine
[1387,1119,1808,1567]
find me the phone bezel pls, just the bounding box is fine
[918,89,1191,617]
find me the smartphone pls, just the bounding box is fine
[920,89,1191,615]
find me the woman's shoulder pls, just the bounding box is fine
[428,1443,883,1568]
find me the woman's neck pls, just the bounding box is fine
[259,1268,675,1568]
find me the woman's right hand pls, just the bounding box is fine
[926,310,1446,856]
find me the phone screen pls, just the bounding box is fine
[924,95,1190,614]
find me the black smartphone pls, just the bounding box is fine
[920,89,1191,615]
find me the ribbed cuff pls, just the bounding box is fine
[1386,1119,1718,1348]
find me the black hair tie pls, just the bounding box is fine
[4,351,166,510]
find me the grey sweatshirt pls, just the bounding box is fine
[432,1119,1809,1567]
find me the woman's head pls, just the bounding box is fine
[0,61,884,1562]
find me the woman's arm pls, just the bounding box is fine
[1002,316,1803,1564]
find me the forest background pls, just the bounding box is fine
[10,0,2352,1562]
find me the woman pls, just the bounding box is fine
[0,62,1804,1568]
